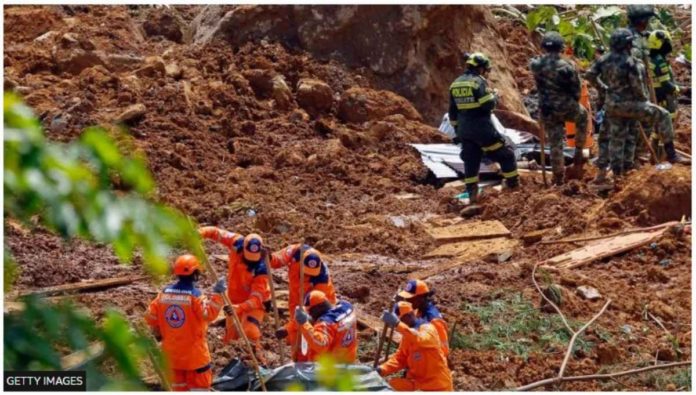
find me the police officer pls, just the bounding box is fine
[530,32,588,185]
[448,52,519,204]
[585,29,677,182]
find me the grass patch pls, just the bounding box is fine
[452,293,606,361]
[643,367,692,391]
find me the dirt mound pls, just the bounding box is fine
[191,5,530,124]
[604,166,691,225]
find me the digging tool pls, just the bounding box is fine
[293,248,306,361]
[383,325,396,363]
[637,123,659,164]
[373,324,389,369]
[263,247,286,365]
[538,121,549,187]
[203,256,268,391]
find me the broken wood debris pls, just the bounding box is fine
[542,228,667,270]
[540,221,684,245]
[13,275,149,298]
[424,220,511,244]
[61,341,105,370]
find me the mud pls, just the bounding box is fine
[4,5,692,391]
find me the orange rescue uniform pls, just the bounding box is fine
[379,320,453,391]
[270,244,337,360]
[146,279,223,391]
[417,301,450,358]
[199,227,270,342]
[298,301,358,363]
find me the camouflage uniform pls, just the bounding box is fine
[595,109,610,170]
[585,49,674,176]
[530,52,587,182]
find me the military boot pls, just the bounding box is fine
[593,168,608,184]
[664,142,691,165]
[552,173,564,186]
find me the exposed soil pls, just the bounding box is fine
[4,5,692,391]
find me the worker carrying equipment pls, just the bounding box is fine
[530,31,588,185]
[293,290,358,363]
[198,227,270,350]
[377,301,453,391]
[448,51,519,204]
[269,243,337,361]
[396,279,449,358]
[145,254,225,391]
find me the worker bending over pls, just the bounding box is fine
[397,279,449,358]
[198,227,270,356]
[269,243,337,361]
[145,254,226,391]
[377,301,453,391]
[293,290,358,363]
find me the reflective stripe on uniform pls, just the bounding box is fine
[456,102,481,110]
[482,141,503,152]
[450,81,479,89]
[450,120,458,126]
[464,176,479,184]
[502,169,518,178]
[478,93,494,104]
[657,74,671,83]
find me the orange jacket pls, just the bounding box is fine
[299,301,358,363]
[199,227,270,313]
[417,302,450,358]
[145,278,223,370]
[270,244,337,329]
[379,321,453,391]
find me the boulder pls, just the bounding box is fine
[271,75,293,110]
[165,63,183,79]
[296,78,333,116]
[54,48,105,75]
[134,56,166,78]
[338,87,421,123]
[116,103,147,123]
[142,8,187,43]
[576,286,601,301]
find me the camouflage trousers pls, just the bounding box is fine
[606,101,674,174]
[541,103,588,177]
[595,119,610,169]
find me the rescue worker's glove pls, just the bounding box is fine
[213,277,227,294]
[452,136,461,144]
[275,328,288,340]
[381,310,400,328]
[294,307,310,325]
[223,305,234,317]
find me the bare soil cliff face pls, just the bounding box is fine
[192,5,529,123]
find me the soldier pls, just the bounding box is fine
[530,32,588,185]
[585,29,677,182]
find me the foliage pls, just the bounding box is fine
[3,93,204,388]
[453,293,606,361]
[4,92,204,277]
[286,355,356,391]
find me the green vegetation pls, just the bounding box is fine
[452,293,608,361]
[3,93,204,389]
[643,367,692,391]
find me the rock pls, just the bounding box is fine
[60,32,80,48]
[54,48,105,75]
[271,75,293,110]
[338,87,421,123]
[34,30,58,43]
[497,249,513,263]
[460,205,483,218]
[104,54,144,72]
[656,347,677,362]
[648,300,676,320]
[134,56,166,78]
[165,63,182,79]
[241,69,275,98]
[116,103,147,123]
[142,8,187,43]
[596,343,621,365]
[576,286,601,301]
[521,229,548,245]
[296,78,333,116]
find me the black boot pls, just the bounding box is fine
[664,142,691,165]
[505,176,519,190]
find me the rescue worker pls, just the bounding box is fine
[145,254,226,391]
[293,290,358,363]
[198,227,270,353]
[396,279,449,358]
[585,29,677,182]
[647,30,685,161]
[448,52,519,204]
[530,32,588,185]
[269,243,337,361]
[377,301,453,391]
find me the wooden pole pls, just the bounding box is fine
[383,326,396,363]
[294,253,306,360]
[263,248,286,365]
[637,123,659,164]
[373,324,389,369]
[204,257,267,391]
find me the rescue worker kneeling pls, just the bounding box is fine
[377,301,453,391]
[293,290,358,363]
[397,279,449,359]
[145,254,226,391]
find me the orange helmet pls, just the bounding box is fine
[301,248,322,277]
[398,279,430,299]
[304,290,330,309]
[173,254,201,276]
[394,301,414,318]
[243,233,263,262]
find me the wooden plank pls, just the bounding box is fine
[543,229,666,270]
[61,341,105,370]
[13,275,148,298]
[424,220,511,243]
[423,237,518,259]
